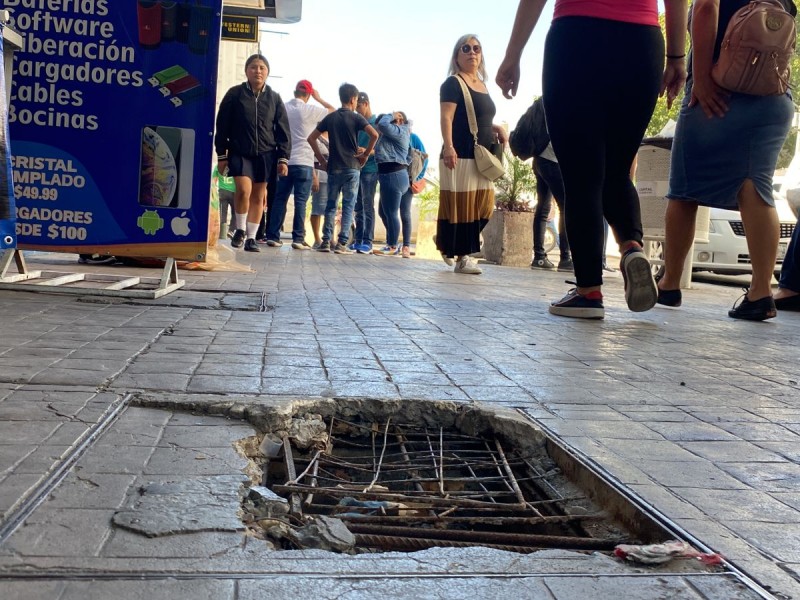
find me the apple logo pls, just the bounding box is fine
[171,212,191,236]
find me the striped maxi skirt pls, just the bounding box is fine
[435,158,495,258]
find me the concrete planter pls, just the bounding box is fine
[414,221,440,260]
[482,210,534,267]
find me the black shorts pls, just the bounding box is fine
[228,151,275,183]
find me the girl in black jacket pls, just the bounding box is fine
[215,54,291,252]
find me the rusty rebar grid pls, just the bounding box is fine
[272,417,608,553]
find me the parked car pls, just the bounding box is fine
[690,192,796,276]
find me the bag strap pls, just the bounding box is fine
[454,75,480,145]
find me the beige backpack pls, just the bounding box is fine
[711,0,796,96]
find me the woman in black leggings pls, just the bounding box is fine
[497,0,687,319]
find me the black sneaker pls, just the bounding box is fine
[531,257,556,270]
[244,238,260,252]
[657,287,682,307]
[728,292,776,321]
[549,288,604,319]
[557,258,574,272]
[620,246,657,312]
[231,229,246,248]
[317,240,331,252]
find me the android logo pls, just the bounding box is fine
[137,210,164,235]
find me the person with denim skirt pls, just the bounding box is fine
[265,80,335,250]
[373,112,412,255]
[353,92,379,254]
[308,83,378,254]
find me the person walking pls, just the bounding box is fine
[496,0,687,318]
[215,54,291,253]
[657,0,797,321]
[525,96,571,272]
[264,80,335,250]
[774,211,800,312]
[437,34,509,275]
[308,83,378,254]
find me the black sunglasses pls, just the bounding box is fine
[460,44,482,54]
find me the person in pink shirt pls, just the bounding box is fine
[497,0,688,319]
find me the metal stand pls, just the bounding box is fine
[0,251,185,298]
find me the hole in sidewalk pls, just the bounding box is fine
[236,400,680,557]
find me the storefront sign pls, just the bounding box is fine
[6,1,223,261]
[222,14,258,41]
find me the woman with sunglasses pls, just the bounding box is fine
[496,0,687,318]
[436,35,508,275]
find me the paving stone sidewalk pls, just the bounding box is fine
[0,249,798,599]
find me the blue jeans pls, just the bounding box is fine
[266,165,314,243]
[779,214,800,292]
[354,171,378,245]
[378,170,409,247]
[400,188,413,247]
[323,169,360,245]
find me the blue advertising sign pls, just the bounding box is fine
[6,0,222,261]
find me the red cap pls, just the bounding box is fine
[295,80,314,94]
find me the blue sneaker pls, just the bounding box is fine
[356,243,372,254]
[348,242,359,251]
[549,288,604,319]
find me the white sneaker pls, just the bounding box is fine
[454,256,482,275]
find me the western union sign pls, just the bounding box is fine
[222,14,259,42]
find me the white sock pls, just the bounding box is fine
[235,213,247,231]
[246,222,259,240]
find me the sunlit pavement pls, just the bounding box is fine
[0,248,798,599]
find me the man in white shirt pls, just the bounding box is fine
[265,80,334,249]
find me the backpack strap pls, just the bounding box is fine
[454,75,480,145]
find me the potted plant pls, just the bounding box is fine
[482,151,537,267]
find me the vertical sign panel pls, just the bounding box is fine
[6,1,223,261]
[0,31,16,251]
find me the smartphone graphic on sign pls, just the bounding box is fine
[138,125,195,209]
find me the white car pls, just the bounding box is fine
[690,193,796,276]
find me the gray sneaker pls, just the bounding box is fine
[291,241,311,250]
[312,241,322,250]
[317,241,331,252]
[333,242,353,254]
[266,239,283,247]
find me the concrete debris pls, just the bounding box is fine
[288,516,356,553]
[244,485,289,518]
[286,413,329,450]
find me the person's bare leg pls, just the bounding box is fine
[234,177,252,216]
[248,183,267,226]
[658,200,698,291]
[310,215,322,244]
[738,179,778,300]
